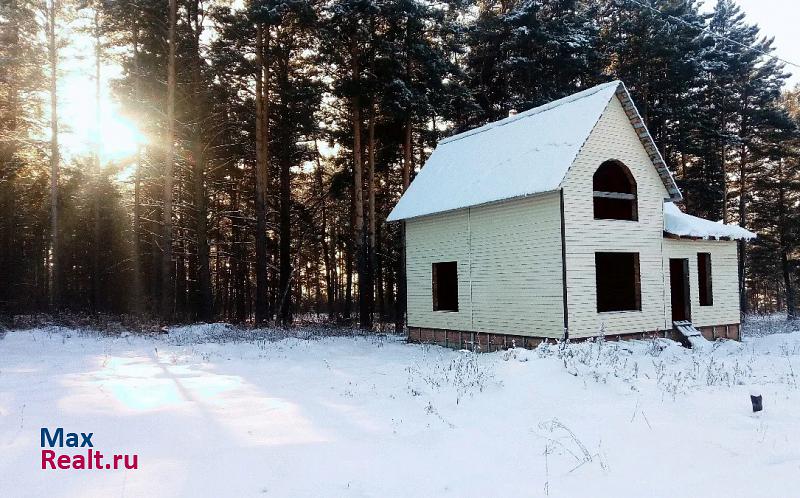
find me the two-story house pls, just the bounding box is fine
[387,81,755,350]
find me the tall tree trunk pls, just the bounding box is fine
[0,179,14,318]
[189,0,213,321]
[780,226,796,321]
[254,24,270,324]
[777,159,795,320]
[1,0,20,316]
[92,6,102,310]
[396,120,413,332]
[351,43,369,329]
[47,0,61,310]
[366,99,377,322]
[402,120,412,190]
[314,141,336,321]
[161,0,177,320]
[278,146,292,325]
[376,218,385,320]
[131,20,144,312]
[192,140,213,321]
[737,137,749,316]
[321,234,335,319]
[92,183,101,309]
[274,44,293,326]
[230,186,247,322]
[344,222,353,320]
[719,100,729,224]
[175,201,187,317]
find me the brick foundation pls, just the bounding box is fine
[407,327,549,352]
[695,323,740,341]
[407,323,740,351]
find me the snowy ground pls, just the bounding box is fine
[2,323,800,497]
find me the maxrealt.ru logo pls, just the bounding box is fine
[40,428,139,470]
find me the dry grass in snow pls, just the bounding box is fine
[1,320,799,497]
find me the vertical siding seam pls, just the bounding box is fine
[562,97,670,336]
[661,224,668,331]
[468,207,474,329]
[408,195,566,337]
[403,220,408,329]
[560,189,569,340]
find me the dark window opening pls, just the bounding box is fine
[698,253,713,306]
[595,252,641,312]
[432,262,458,312]
[593,160,638,221]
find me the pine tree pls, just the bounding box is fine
[257,0,321,325]
[596,0,710,211]
[320,0,380,327]
[42,0,64,310]
[748,106,799,319]
[186,0,214,321]
[466,0,601,122]
[161,0,177,320]
[701,0,788,313]
[0,0,46,317]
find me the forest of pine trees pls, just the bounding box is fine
[0,0,799,327]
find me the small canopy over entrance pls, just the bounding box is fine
[663,203,756,240]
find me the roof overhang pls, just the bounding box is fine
[613,84,682,202]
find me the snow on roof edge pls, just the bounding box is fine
[664,202,756,240]
[387,189,559,222]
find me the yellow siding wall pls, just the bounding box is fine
[663,239,740,327]
[406,210,473,331]
[561,95,671,337]
[405,193,564,338]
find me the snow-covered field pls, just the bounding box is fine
[2,323,800,497]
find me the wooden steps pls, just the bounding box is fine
[673,321,710,349]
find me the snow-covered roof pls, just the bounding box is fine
[387,80,681,221]
[663,202,756,240]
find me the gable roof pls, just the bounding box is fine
[387,80,681,222]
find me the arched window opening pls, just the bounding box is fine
[593,160,638,221]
